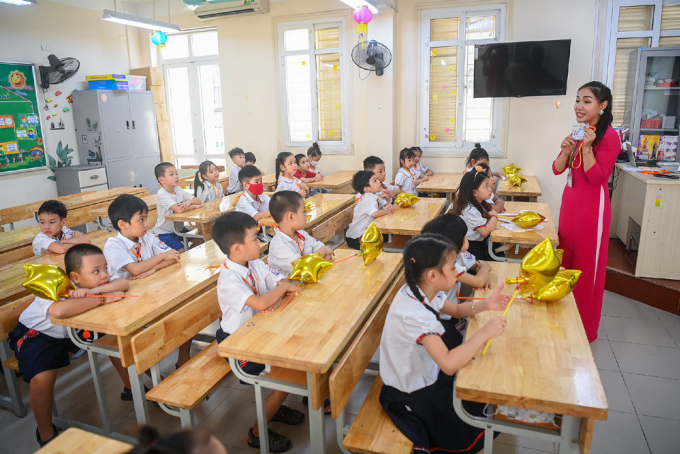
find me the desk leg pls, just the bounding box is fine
[558,415,581,454]
[579,418,595,454]
[308,372,327,454]
[488,239,508,262]
[0,340,26,417]
[87,350,113,435]
[253,383,271,454]
[128,364,149,425]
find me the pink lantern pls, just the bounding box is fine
[353,6,373,34]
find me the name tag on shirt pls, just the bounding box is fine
[566,170,573,188]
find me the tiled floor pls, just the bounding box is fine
[1,291,680,454]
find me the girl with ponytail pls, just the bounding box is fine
[274,151,309,197]
[193,160,224,204]
[454,166,498,261]
[379,234,508,453]
[553,81,619,343]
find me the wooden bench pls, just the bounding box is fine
[0,224,43,267]
[130,288,232,428]
[329,271,412,454]
[0,295,34,417]
[0,191,96,229]
[34,427,133,454]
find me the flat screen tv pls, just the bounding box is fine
[473,40,571,98]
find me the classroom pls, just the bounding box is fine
[1,0,680,453]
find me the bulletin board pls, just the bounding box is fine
[0,61,47,176]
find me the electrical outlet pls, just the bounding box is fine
[41,44,51,51]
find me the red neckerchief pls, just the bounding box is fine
[295,231,305,256]
[130,242,142,262]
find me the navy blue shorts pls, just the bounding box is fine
[8,322,79,383]
[216,328,265,382]
[158,227,189,251]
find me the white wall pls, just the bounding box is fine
[0,0,143,228]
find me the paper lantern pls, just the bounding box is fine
[353,6,373,34]
[151,31,168,53]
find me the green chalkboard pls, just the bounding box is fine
[0,61,47,176]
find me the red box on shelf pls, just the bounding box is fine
[656,79,676,87]
[641,118,663,129]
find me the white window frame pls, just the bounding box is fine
[277,17,350,153]
[419,5,506,157]
[601,0,680,86]
[157,28,220,65]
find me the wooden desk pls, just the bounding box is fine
[373,197,447,236]
[263,173,276,192]
[416,173,463,200]
[218,171,229,193]
[219,248,403,453]
[497,175,542,201]
[491,202,559,247]
[0,224,41,254]
[35,427,133,454]
[258,193,354,234]
[307,170,355,194]
[0,229,118,305]
[457,262,607,453]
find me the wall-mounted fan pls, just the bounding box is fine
[351,40,392,77]
[39,54,80,90]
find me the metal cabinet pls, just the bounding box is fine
[72,90,161,194]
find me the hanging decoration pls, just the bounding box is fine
[353,6,373,49]
[152,31,168,53]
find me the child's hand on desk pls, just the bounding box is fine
[377,192,389,200]
[277,280,299,296]
[162,250,181,262]
[103,292,125,304]
[69,288,95,299]
[179,201,192,210]
[72,231,84,237]
[481,316,507,340]
[130,269,157,280]
[484,283,510,312]
[319,246,335,261]
[386,204,396,213]
[315,174,323,181]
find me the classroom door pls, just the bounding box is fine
[164,61,225,168]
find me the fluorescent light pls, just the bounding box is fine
[101,9,181,34]
[338,0,379,15]
[0,0,38,5]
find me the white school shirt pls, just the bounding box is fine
[227,164,242,194]
[267,229,324,276]
[217,257,284,334]
[154,186,193,234]
[444,251,477,307]
[235,192,271,218]
[196,180,224,204]
[380,284,447,394]
[416,162,429,175]
[19,276,119,339]
[394,167,418,195]
[104,232,171,280]
[346,193,386,240]
[32,227,75,255]
[461,203,488,241]
[275,175,304,193]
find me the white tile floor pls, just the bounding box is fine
[1,290,679,454]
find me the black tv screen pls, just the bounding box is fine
[473,40,571,98]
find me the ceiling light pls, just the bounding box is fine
[0,0,38,5]
[338,0,379,15]
[101,9,181,34]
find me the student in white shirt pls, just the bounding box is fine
[227,147,246,194]
[194,160,225,204]
[211,212,301,452]
[274,151,309,197]
[307,142,323,178]
[267,191,334,276]
[32,200,91,256]
[453,167,499,261]
[412,146,434,177]
[464,143,504,180]
[379,234,509,453]
[235,165,271,221]
[153,162,203,253]
[363,156,402,200]
[346,170,394,250]
[395,148,428,195]
[9,244,129,446]
[476,162,506,213]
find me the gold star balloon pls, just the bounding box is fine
[23,263,75,301]
[304,199,314,213]
[534,270,582,302]
[394,193,420,208]
[287,253,334,283]
[509,211,545,229]
[360,222,384,266]
[506,238,562,296]
[502,164,521,176]
[505,174,527,187]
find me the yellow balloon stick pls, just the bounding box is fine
[481,285,521,356]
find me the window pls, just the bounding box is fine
[420,6,505,155]
[278,19,349,150]
[604,1,680,125]
[160,30,224,167]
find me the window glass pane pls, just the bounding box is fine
[285,29,309,52]
[206,158,226,168]
[464,46,492,143]
[316,53,342,141]
[197,64,224,157]
[660,36,680,47]
[161,34,190,60]
[315,27,340,50]
[177,157,197,168]
[430,18,459,41]
[661,4,680,30]
[618,5,653,32]
[466,16,495,40]
[612,37,651,125]
[429,46,458,142]
[285,54,313,142]
[166,67,195,155]
[191,31,219,57]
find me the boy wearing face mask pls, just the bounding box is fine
[236,165,271,221]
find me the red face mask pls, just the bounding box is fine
[248,182,264,195]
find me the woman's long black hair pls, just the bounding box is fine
[274,151,294,189]
[578,81,613,147]
[193,160,216,198]
[454,166,491,217]
[403,234,458,321]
